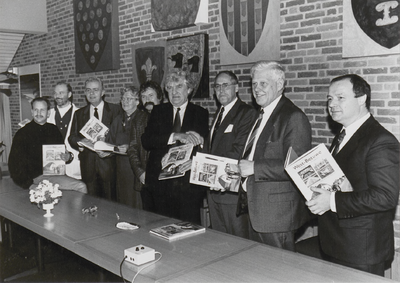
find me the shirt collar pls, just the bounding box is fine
[341,112,371,138]
[261,95,282,117]
[221,97,237,114]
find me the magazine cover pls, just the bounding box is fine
[42,145,66,175]
[285,144,346,201]
[149,222,205,241]
[158,144,194,180]
[79,116,109,143]
[190,153,240,192]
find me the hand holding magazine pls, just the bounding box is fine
[190,153,240,192]
[284,144,347,201]
[77,140,127,155]
[158,144,194,180]
[80,116,109,143]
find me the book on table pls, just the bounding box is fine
[189,152,240,192]
[284,143,346,201]
[158,144,194,180]
[149,222,205,241]
[42,144,66,175]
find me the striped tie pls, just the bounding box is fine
[242,109,264,159]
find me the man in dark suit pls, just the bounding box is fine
[204,71,257,238]
[127,81,162,211]
[238,61,312,251]
[306,74,399,276]
[69,77,121,200]
[142,70,209,224]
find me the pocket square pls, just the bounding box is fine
[224,124,234,133]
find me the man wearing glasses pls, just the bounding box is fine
[204,71,257,238]
[69,77,121,200]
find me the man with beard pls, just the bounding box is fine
[9,97,86,193]
[127,81,162,209]
[139,81,163,113]
[48,81,81,179]
[69,77,121,200]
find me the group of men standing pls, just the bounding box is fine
[8,60,399,277]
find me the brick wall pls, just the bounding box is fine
[8,0,400,248]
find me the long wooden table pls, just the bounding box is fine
[0,178,393,282]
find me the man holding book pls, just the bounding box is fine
[69,77,121,200]
[306,74,399,276]
[204,71,257,238]
[237,61,312,251]
[9,97,86,193]
[141,70,209,224]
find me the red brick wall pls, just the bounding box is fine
[8,0,400,247]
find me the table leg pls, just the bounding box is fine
[36,236,45,272]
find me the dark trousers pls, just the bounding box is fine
[323,253,386,277]
[249,226,296,252]
[146,179,206,225]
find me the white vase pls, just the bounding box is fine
[43,203,54,217]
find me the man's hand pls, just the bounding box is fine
[209,186,226,192]
[139,172,146,185]
[306,187,332,215]
[117,144,128,154]
[174,131,204,146]
[238,159,254,178]
[178,159,192,173]
[96,150,111,158]
[60,151,71,162]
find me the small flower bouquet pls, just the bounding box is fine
[29,180,62,208]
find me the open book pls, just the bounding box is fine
[190,153,240,192]
[149,222,205,241]
[42,145,66,175]
[158,144,193,180]
[77,140,127,155]
[80,117,109,143]
[284,144,346,201]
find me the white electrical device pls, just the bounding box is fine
[124,245,155,265]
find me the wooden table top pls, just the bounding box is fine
[0,178,392,282]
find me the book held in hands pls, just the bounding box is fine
[158,144,194,180]
[284,144,346,201]
[149,222,205,241]
[189,152,240,192]
[80,116,109,143]
[42,145,66,175]
[77,140,126,155]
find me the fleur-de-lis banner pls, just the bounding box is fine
[343,0,400,57]
[132,34,209,99]
[220,0,280,65]
[73,0,120,73]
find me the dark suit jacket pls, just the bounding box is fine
[319,115,400,265]
[68,101,121,183]
[127,109,149,192]
[141,102,209,185]
[204,98,257,204]
[246,95,312,233]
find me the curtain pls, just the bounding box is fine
[0,93,12,163]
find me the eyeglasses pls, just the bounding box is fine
[121,97,138,103]
[214,83,235,91]
[85,88,100,94]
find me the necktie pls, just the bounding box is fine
[236,109,264,217]
[242,109,264,159]
[172,108,181,133]
[211,107,224,146]
[94,107,99,119]
[332,129,346,156]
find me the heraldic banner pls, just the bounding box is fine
[343,0,400,58]
[220,0,280,65]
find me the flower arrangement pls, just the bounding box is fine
[29,180,62,207]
